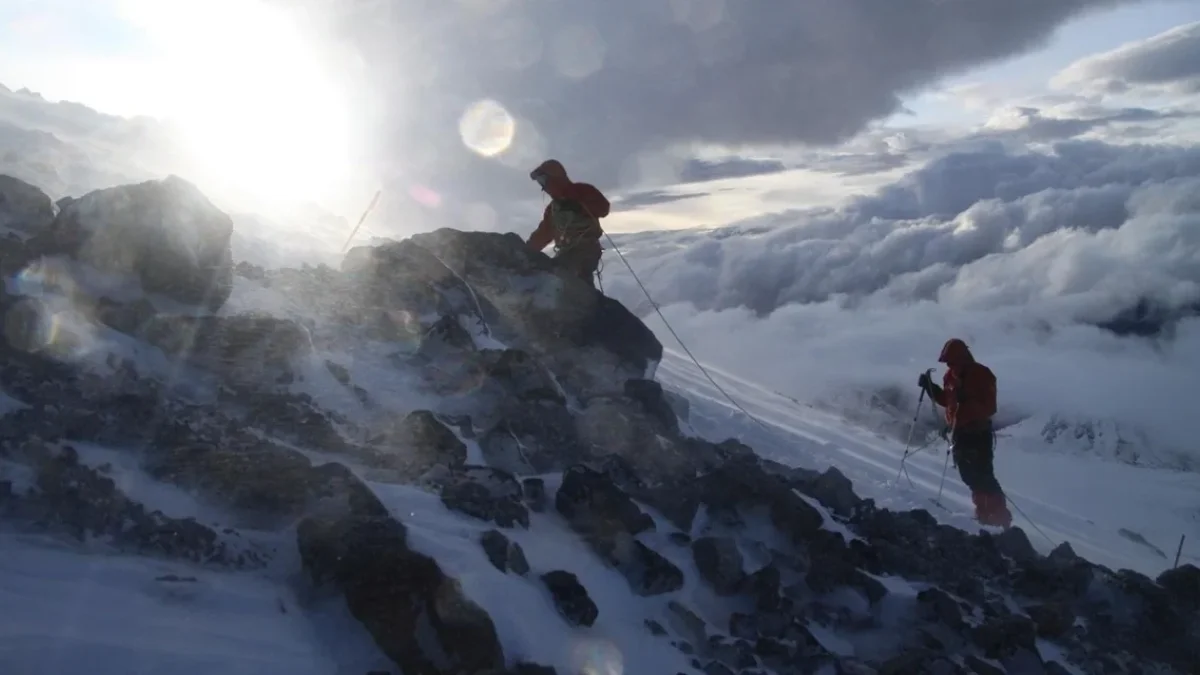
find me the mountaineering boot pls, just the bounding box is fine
[979,493,1013,529]
[970,492,987,522]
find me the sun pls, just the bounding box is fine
[120,0,356,211]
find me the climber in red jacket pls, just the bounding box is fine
[918,338,1013,528]
[527,159,610,288]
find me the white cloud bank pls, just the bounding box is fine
[602,135,1200,462]
[1054,20,1200,96]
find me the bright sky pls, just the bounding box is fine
[900,0,1200,126]
[0,0,369,213]
[1,0,1198,223]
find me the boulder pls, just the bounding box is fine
[0,174,53,234]
[623,378,680,435]
[575,398,696,483]
[555,464,683,595]
[298,467,504,675]
[692,536,746,595]
[796,466,862,518]
[607,532,685,596]
[1,441,245,565]
[971,615,1038,660]
[416,314,476,361]
[541,570,598,627]
[555,464,655,538]
[1155,564,1200,612]
[349,230,661,399]
[436,466,529,529]
[35,175,234,311]
[522,477,547,512]
[697,458,824,544]
[480,529,530,576]
[475,348,563,404]
[144,434,316,520]
[138,313,310,387]
[479,399,583,474]
[367,410,467,476]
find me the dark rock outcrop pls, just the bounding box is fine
[367,410,468,476]
[137,313,309,387]
[436,466,529,528]
[297,466,504,675]
[144,434,316,520]
[542,570,598,627]
[480,400,583,474]
[692,536,746,595]
[480,529,530,576]
[35,175,235,311]
[0,439,250,566]
[0,174,54,234]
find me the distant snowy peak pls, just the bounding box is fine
[1009,413,1195,472]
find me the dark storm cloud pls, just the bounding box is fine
[611,188,711,211]
[678,158,788,182]
[286,0,1135,201]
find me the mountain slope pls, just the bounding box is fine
[1,174,1198,675]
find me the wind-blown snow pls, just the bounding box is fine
[0,533,391,675]
[3,257,1198,674]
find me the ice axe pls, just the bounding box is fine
[895,368,935,489]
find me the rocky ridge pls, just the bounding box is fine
[0,173,1196,675]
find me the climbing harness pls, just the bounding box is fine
[549,198,601,254]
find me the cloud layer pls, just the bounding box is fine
[598,136,1200,458]
[1054,20,1200,95]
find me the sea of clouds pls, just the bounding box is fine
[601,137,1200,459]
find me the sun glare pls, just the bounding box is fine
[120,0,357,211]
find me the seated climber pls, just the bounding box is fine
[526,159,610,288]
[918,338,1013,528]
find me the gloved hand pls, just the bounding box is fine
[917,371,933,391]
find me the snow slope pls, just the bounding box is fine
[4,338,1196,674]
[654,346,1200,578]
[3,236,1198,674]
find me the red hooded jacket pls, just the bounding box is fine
[930,338,997,432]
[527,159,610,252]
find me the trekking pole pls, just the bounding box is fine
[934,404,958,507]
[1175,534,1186,569]
[934,447,952,507]
[895,370,933,489]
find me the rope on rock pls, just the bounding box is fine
[602,232,776,436]
[1005,493,1057,547]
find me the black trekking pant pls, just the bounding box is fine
[952,426,1002,494]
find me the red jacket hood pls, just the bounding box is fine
[938,338,975,368]
[533,159,569,183]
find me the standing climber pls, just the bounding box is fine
[918,338,1013,528]
[526,159,610,288]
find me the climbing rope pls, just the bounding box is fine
[595,256,605,293]
[1005,492,1057,547]
[602,232,777,436]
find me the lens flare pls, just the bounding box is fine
[459,99,516,157]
